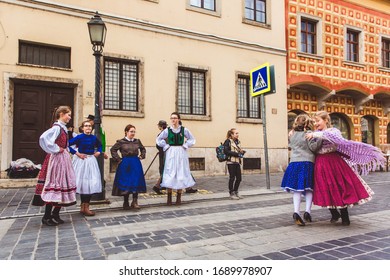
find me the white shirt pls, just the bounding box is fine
[39,121,67,154]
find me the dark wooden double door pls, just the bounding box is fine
[13,82,74,164]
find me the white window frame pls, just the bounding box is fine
[297,13,323,59]
[379,34,390,72]
[242,0,271,28]
[343,25,364,67]
[186,0,221,17]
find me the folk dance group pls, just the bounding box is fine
[32,106,385,228]
[32,108,196,226]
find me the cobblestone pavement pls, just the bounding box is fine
[0,172,389,260]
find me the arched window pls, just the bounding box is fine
[330,113,350,139]
[361,116,375,145]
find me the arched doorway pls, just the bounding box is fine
[330,113,351,140]
[361,116,375,145]
[387,123,390,144]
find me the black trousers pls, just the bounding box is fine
[227,163,242,194]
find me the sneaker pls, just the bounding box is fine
[185,188,198,194]
[153,186,163,195]
[230,194,239,200]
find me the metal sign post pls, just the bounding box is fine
[260,94,271,189]
[250,63,276,190]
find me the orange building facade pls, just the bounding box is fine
[286,0,390,151]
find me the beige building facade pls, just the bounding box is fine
[0,0,288,180]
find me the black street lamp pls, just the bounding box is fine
[87,12,108,202]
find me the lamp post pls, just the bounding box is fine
[87,12,108,202]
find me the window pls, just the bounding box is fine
[190,0,215,11]
[104,58,139,111]
[238,75,261,118]
[301,18,317,54]
[382,38,390,68]
[361,116,375,145]
[178,68,206,115]
[346,29,360,62]
[245,0,266,24]
[19,40,71,69]
[330,113,350,140]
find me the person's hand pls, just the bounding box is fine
[103,152,109,159]
[76,152,87,159]
[288,130,294,137]
[305,133,314,140]
[94,152,101,158]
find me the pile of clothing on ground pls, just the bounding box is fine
[6,158,41,179]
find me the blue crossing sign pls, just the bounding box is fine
[250,63,275,97]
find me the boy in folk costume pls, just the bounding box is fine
[306,111,385,225]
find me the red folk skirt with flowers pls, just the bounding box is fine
[32,128,76,207]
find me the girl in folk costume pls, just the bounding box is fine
[32,106,77,226]
[110,124,146,210]
[69,120,102,216]
[223,128,246,200]
[156,112,196,205]
[281,114,322,226]
[306,111,385,226]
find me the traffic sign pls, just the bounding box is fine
[250,63,275,97]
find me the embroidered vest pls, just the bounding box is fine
[167,127,185,146]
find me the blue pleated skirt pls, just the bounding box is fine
[112,156,146,195]
[281,161,314,192]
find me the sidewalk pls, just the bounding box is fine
[0,173,285,219]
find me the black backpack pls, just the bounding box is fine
[216,143,227,162]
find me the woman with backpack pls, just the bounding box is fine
[224,128,246,200]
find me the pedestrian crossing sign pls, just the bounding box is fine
[250,62,275,97]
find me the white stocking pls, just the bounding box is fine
[293,192,301,213]
[305,191,313,213]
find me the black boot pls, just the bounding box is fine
[51,207,64,224]
[42,204,58,226]
[340,208,350,226]
[329,209,341,223]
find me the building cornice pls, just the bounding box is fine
[1,0,287,56]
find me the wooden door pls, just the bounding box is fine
[13,83,74,164]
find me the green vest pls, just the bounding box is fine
[167,127,185,146]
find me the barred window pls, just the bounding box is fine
[190,0,215,11]
[178,68,206,115]
[104,58,138,111]
[19,40,71,69]
[245,0,266,24]
[346,29,359,62]
[238,75,261,118]
[382,38,390,68]
[301,18,317,54]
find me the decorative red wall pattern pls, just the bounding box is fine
[286,0,390,146]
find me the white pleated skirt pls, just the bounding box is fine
[161,146,195,190]
[72,155,102,195]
